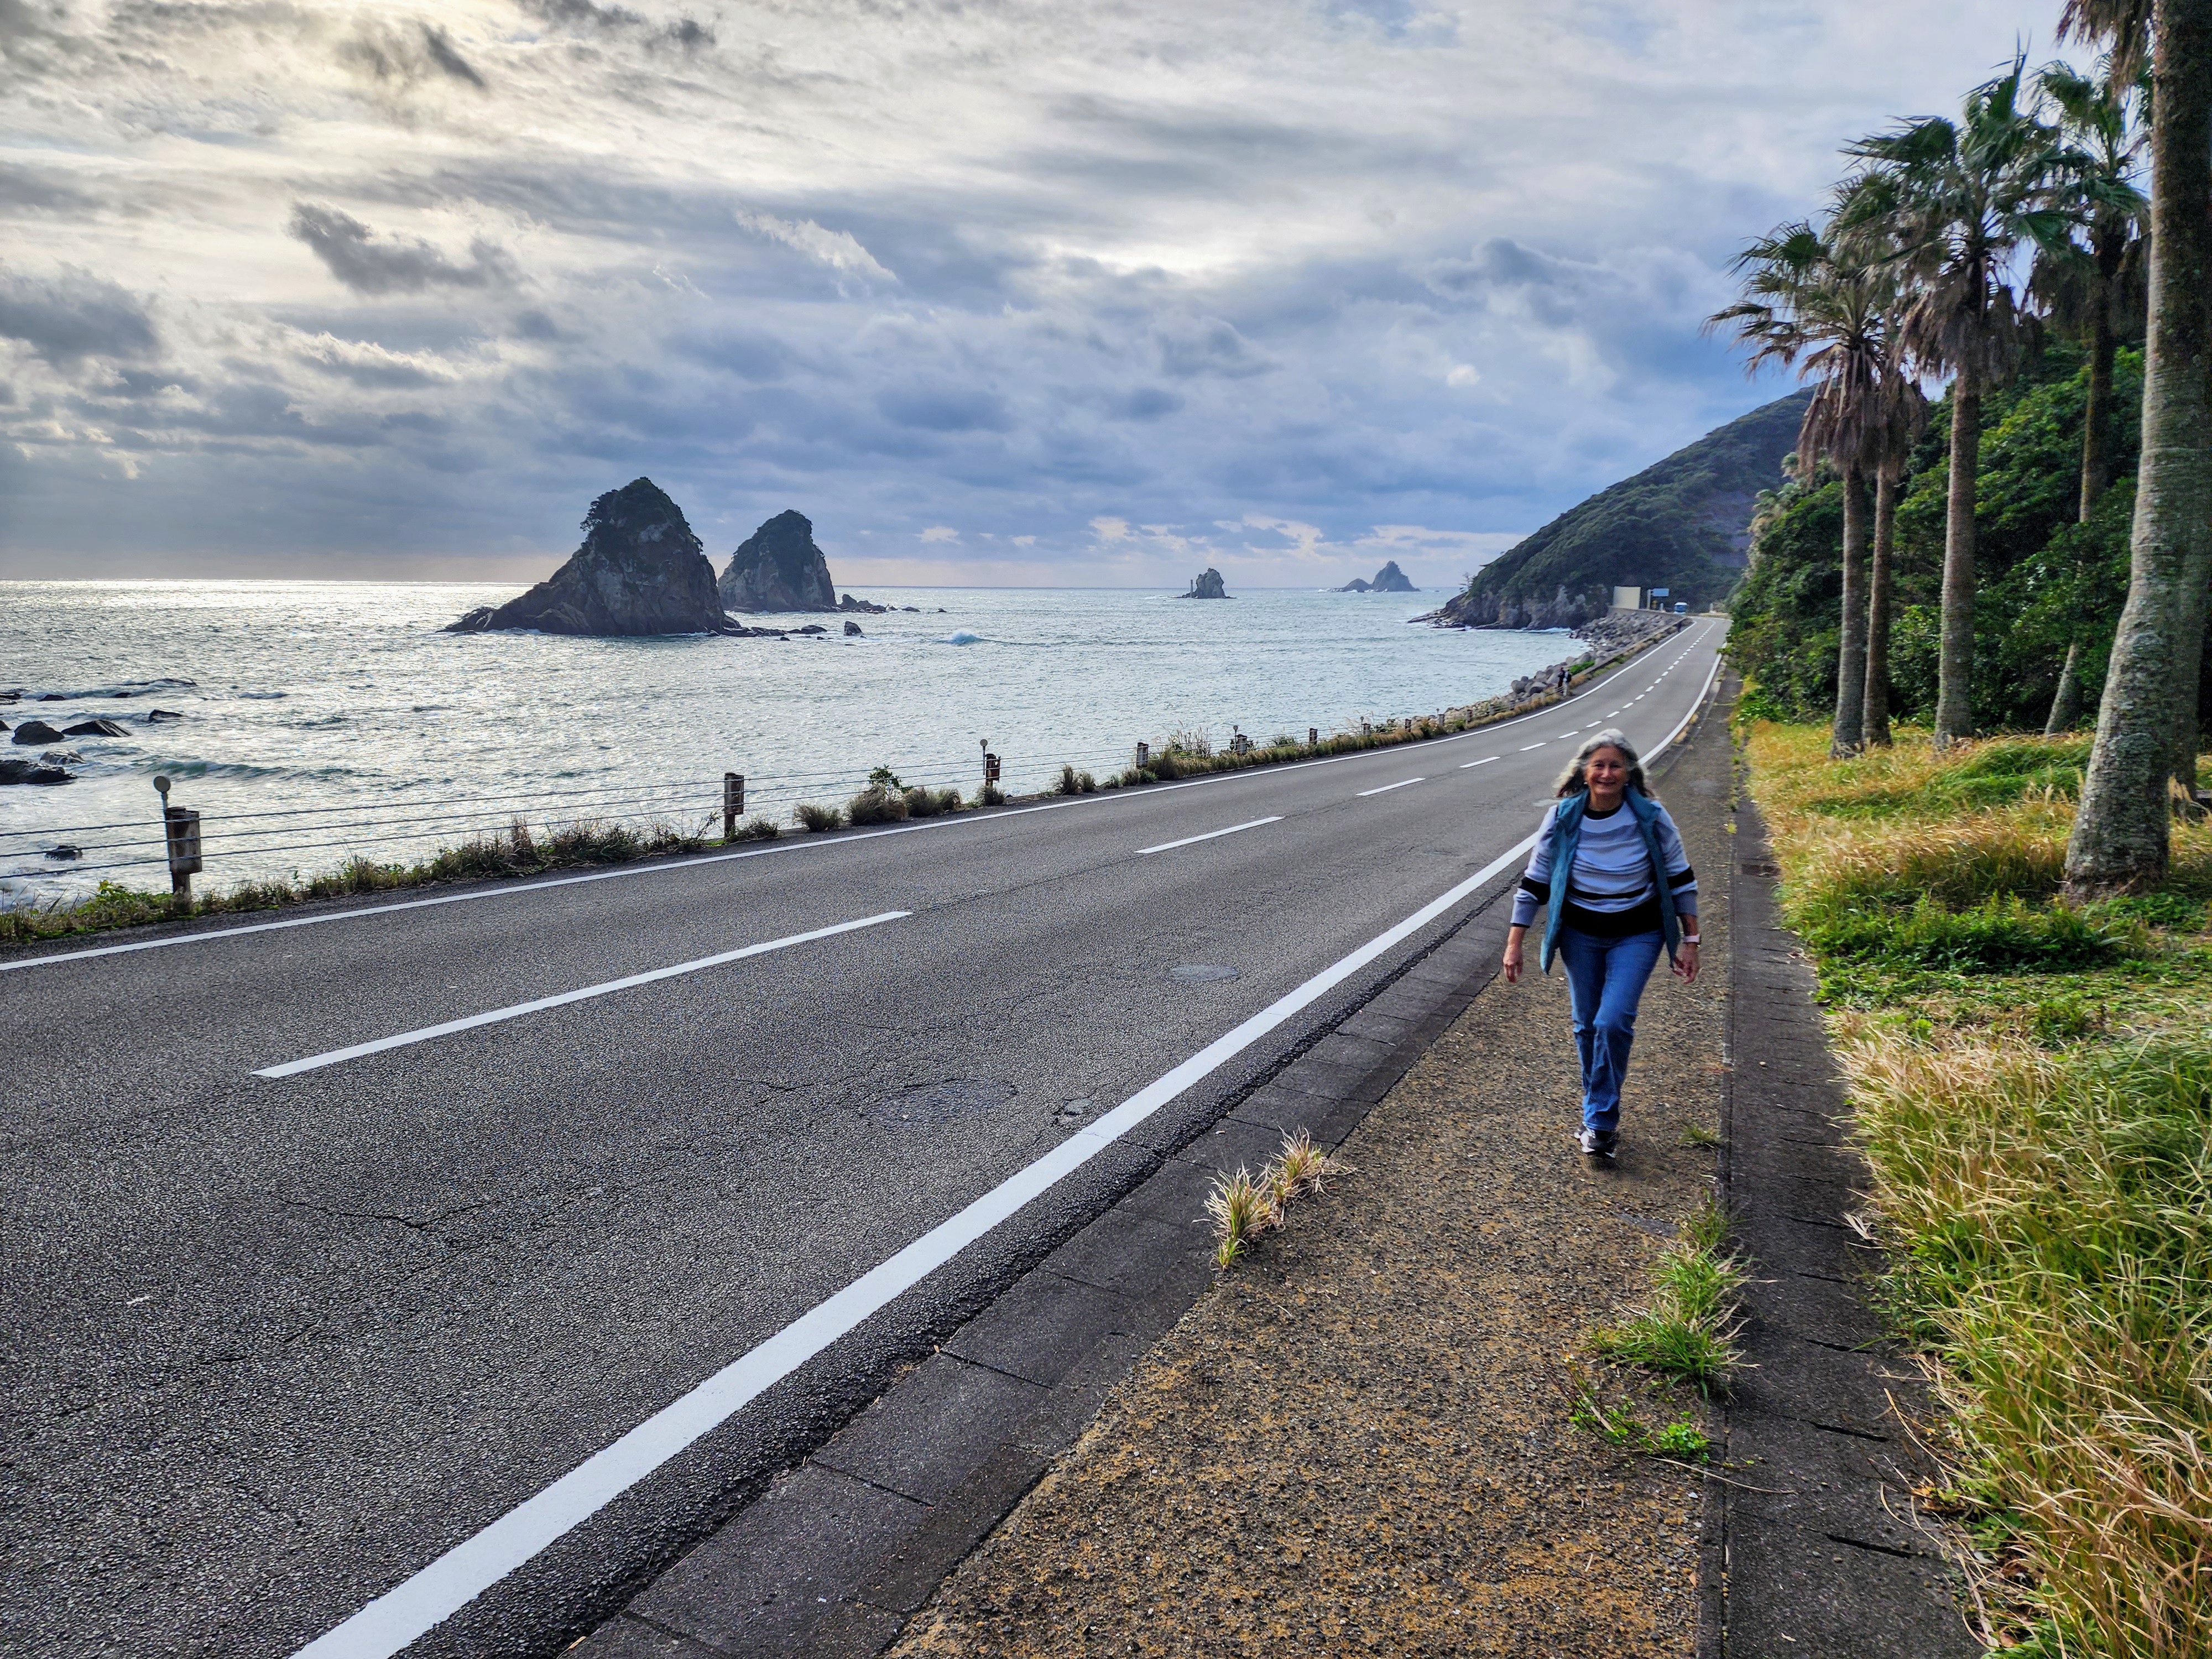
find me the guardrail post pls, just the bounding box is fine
[723,772,744,841]
[1308,727,1318,746]
[154,775,201,900]
[1135,741,1149,769]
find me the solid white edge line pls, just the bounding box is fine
[5,628,1700,977]
[1353,778,1423,797]
[253,912,909,1078]
[1134,816,1281,857]
[285,626,1731,1659]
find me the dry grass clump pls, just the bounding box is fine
[794,801,844,832]
[1205,1129,1349,1270]
[1745,714,2212,1656]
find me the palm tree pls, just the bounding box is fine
[2064,0,2212,896]
[1860,364,1928,748]
[2032,58,2147,733]
[1844,56,2072,749]
[1707,222,1900,755]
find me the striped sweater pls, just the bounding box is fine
[1509,795,1698,937]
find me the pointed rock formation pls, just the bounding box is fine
[449,478,731,636]
[719,510,838,612]
[1336,560,1417,593]
[1178,567,1229,599]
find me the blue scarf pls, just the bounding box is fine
[1538,786,1682,974]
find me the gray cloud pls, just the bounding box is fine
[288,204,519,295]
[0,269,158,366]
[336,19,490,92]
[517,0,714,50]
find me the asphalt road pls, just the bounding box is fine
[4,618,1725,1659]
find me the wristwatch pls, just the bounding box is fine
[1681,933,1700,945]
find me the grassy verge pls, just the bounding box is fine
[0,816,711,947]
[1744,718,2212,1658]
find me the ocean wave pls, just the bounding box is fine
[942,631,985,646]
[2,676,199,702]
[235,691,288,700]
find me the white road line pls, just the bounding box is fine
[1519,743,1546,751]
[1354,778,1424,797]
[6,621,1723,978]
[1584,723,1601,731]
[1460,757,1499,769]
[253,912,907,1079]
[285,619,1730,1659]
[1135,816,1281,856]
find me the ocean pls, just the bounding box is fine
[0,581,1573,902]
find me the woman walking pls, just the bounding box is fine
[1501,731,1698,1159]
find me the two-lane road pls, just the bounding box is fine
[2,620,1725,1659]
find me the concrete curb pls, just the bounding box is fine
[1700,711,1974,1658]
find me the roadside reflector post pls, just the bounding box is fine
[1135,740,1149,769]
[1308,727,1318,747]
[155,776,201,900]
[723,772,744,841]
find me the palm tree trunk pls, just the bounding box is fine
[1933,379,1980,749]
[1832,465,1870,755]
[2044,292,2117,736]
[2171,568,2210,789]
[1863,466,1897,747]
[2066,0,2212,897]
[2046,639,2086,733]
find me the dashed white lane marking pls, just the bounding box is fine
[253,912,909,1078]
[1460,757,1499,769]
[1520,743,1547,751]
[1135,816,1281,856]
[1355,778,1425,797]
[285,620,1733,1659]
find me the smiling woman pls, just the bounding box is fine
[0,0,2054,583]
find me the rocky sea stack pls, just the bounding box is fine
[721,510,838,612]
[1179,567,1229,599]
[449,478,731,636]
[1337,560,1416,593]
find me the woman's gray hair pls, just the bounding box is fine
[1554,729,1647,798]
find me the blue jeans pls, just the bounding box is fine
[1556,926,1665,1136]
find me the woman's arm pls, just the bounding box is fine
[1503,923,1528,984]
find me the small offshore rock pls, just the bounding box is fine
[11,719,64,745]
[843,619,863,636]
[1178,567,1229,599]
[40,750,84,765]
[794,623,828,635]
[62,718,129,738]
[145,708,186,723]
[0,757,71,784]
[838,592,889,614]
[1335,559,1417,593]
[45,844,81,860]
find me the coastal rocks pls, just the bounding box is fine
[11,719,64,745]
[794,624,828,635]
[1337,560,1417,593]
[0,757,71,784]
[839,593,889,614]
[1573,608,1686,659]
[719,510,838,612]
[844,619,864,636]
[1415,583,1607,630]
[1180,568,1230,599]
[146,709,185,723]
[448,478,731,637]
[62,718,129,738]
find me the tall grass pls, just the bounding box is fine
[1746,717,2212,1656]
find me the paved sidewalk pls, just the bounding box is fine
[879,694,1744,1657]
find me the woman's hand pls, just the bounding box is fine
[1503,925,1527,984]
[1674,939,1700,984]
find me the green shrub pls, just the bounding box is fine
[737,814,779,841]
[795,802,844,832]
[846,785,908,826]
[974,782,1004,807]
[905,786,941,817]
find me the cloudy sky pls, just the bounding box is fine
[1,0,2072,587]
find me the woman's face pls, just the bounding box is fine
[1585,747,1629,797]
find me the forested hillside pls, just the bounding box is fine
[1724,344,2191,734]
[1431,389,1809,628]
